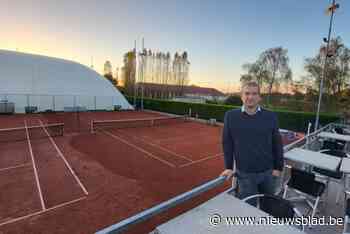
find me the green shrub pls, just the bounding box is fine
[224,95,242,106]
[126,96,339,132]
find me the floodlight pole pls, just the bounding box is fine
[315,0,336,131]
[133,40,138,110]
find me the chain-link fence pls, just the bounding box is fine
[0,93,131,113]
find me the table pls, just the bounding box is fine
[318,132,350,142]
[284,148,341,171]
[341,158,350,173]
[153,191,304,234]
[345,129,350,135]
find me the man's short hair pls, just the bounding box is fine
[241,81,260,94]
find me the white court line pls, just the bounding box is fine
[102,130,176,168]
[38,120,88,196]
[0,163,31,173]
[156,132,220,144]
[0,123,63,132]
[179,153,223,168]
[116,129,193,163]
[0,196,86,227]
[92,115,184,124]
[24,120,46,211]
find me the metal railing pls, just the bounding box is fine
[283,122,334,152]
[96,176,227,234]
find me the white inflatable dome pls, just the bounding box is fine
[0,49,133,113]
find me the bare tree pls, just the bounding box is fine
[240,74,254,83]
[241,61,269,90]
[259,47,292,106]
[240,47,291,104]
[114,67,119,86]
[173,52,180,96]
[304,37,350,96]
[103,60,116,86]
[333,41,350,93]
[177,52,190,96]
[164,52,171,98]
[104,61,113,76]
[126,49,190,99]
[121,51,136,95]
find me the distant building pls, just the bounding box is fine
[137,83,225,102]
[182,85,225,101]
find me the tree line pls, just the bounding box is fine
[238,36,350,115]
[120,49,190,97]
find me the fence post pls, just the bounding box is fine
[52,96,56,111]
[112,96,114,111]
[73,95,77,109]
[26,94,29,107]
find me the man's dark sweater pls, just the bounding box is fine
[222,108,284,173]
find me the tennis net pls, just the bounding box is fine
[91,116,188,133]
[0,123,64,143]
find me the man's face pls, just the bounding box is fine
[241,86,261,108]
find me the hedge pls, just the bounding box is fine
[126,97,340,132]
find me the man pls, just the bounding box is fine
[220,81,283,201]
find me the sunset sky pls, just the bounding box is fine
[1,0,350,92]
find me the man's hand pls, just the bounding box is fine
[220,169,234,180]
[272,170,282,177]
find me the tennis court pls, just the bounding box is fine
[0,118,87,228]
[91,116,223,167]
[0,110,231,234]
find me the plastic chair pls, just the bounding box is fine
[343,193,350,234]
[313,149,348,204]
[243,194,304,231]
[322,140,345,151]
[283,168,325,224]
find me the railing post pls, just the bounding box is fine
[306,122,312,147]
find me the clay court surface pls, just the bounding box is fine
[0,110,235,234]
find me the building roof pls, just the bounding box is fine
[138,83,225,96]
[183,85,225,96]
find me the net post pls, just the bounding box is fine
[91,121,94,134]
[184,114,189,122]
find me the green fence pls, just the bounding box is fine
[127,97,340,132]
